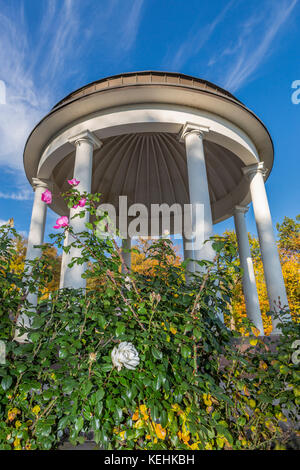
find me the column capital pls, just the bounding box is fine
[178,122,210,142]
[68,130,102,149]
[234,205,249,215]
[242,162,267,179]
[32,177,53,191]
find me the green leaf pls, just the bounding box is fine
[31,317,45,329]
[237,416,246,426]
[181,345,191,359]
[116,323,125,337]
[258,394,273,404]
[29,332,41,343]
[105,288,115,297]
[95,389,105,402]
[193,328,202,340]
[58,416,70,430]
[1,375,12,391]
[95,401,103,417]
[114,406,123,422]
[43,389,54,401]
[152,347,163,360]
[149,403,159,422]
[97,315,107,328]
[91,417,100,431]
[15,363,27,374]
[160,409,168,428]
[75,416,84,432]
[102,363,112,372]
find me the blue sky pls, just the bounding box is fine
[0,0,299,247]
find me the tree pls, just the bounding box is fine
[8,232,61,297]
[277,215,300,253]
[227,215,300,335]
[131,237,182,276]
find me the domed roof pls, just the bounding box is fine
[52,71,242,110]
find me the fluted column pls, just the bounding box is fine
[14,178,51,341]
[243,162,289,334]
[182,233,195,275]
[63,130,102,289]
[59,230,69,289]
[234,206,264,334]
[179,123,215,266]
[121,238,131,272]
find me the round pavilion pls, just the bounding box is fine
[22,71,289,335]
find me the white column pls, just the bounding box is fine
[59,230,69,289]
[63,130,102,289]
[179,123,215,265]
[182,233,195,277]
[243,162,289,334]
[234,206,264,334]
[14,178,51,341]
[121,238,131,272]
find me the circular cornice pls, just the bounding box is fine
[52,71,243,110]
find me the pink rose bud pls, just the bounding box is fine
[53,216,69,229]
[78,198,86,207]
[72,204,79,209]
[41,189,52,204]
[68,178,80,186]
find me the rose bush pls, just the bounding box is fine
[0,186,299,450]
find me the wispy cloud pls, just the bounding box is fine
[0,0,144,172]
[222,0,298,91]
[0,189,32,200]
[165,1,235,70]
[0,1,75,170]
[121,0,144,51]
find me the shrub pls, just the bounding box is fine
[0,190,299,450]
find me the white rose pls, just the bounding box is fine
[111,342,140,371]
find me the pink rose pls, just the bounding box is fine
[41,189,52,204]
[72,198,86,209]
[53,216,69,229]
[78,198,86,207]
[68,178,80,186]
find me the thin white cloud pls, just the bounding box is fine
[0,189,32,200]
[0,4,56,170]
[222,0,298,91]
[0,0,144,173]
[166,1,235,70]
[38,1,81,84]
[120,0,144,51]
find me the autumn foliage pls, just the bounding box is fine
[5,215,300,336]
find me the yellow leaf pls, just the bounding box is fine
[153,423,166,440]
[134,419,144,429]
[189,443,199,450]
[31,405,40,415]
[139,404,149,421]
